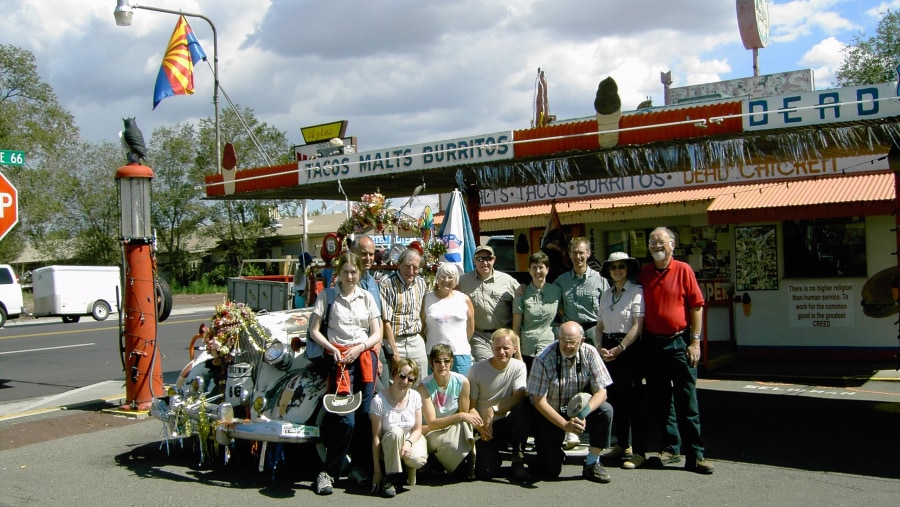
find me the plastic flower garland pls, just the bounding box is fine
[338,192,417,236]
[202,299,268,368]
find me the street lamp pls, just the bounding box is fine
[114,0,222,174]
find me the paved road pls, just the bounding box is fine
[1,293,898,505]
[0,374,898,506]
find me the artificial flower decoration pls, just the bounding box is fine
[338,191,417,236]
[201,299,268,368]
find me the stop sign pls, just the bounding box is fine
[0,170,18,242]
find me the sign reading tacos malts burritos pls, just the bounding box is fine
[297,131,513,186]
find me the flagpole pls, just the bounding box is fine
[114,1,221,175]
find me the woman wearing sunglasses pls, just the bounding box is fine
[370,358,427,498]
[597,251,646,469]
[417,343,481,479]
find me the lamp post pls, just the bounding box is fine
[116,162,163,410]
[114,0,221,174]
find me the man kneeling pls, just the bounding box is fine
[527,321,614,483]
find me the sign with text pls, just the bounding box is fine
[0,150,25,166]
[451,153,888,208]
[298,131,513,186]
[742,82,900,131]
[669,70,811,103]
[788,282,855,328]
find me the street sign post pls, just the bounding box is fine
[0,170,18,242]
[0,150,25,166]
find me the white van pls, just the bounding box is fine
[32,265,121,323]
[0,264,25,327]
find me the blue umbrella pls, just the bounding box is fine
[437,189,476,274]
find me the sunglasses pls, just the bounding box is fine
[397,372,417,383]
[433,358,453,365]
[474,256,493,263]
[609,263,627,271]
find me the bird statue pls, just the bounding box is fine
[119,117,148,164]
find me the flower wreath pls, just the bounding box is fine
[337,192,417,236]
[201,298,268,368]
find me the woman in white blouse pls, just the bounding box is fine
[597,251,647,469]
[370,358,427,498]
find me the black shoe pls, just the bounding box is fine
[582,462,612,483]
[685,457,715,475]
[511,460,530,483]
[381,477,396,498]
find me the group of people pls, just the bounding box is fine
[305,227,713,498]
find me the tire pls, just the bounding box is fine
[91,301,111,321]
[62,315,80,323]
[0,306,7,328]
[155,278,173,322]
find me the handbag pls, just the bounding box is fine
[306,287,336,360]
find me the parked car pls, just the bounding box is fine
[0,264,25,327]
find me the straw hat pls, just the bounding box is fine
[600,251,640,279]
[567,392,592,419]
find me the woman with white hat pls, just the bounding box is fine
[597,251,647,469]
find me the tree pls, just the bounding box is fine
[197,105,293,275]
[149,122,210,285]
[0,44,79,261]
[835,10,900,86]
[57,141,123,266]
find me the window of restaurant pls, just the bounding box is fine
[782,217,867,278]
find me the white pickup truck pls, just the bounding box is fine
[0,264,25,327]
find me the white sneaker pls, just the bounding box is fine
[623,454,647,469]
[564,431,581,450]
[314,471,333,495]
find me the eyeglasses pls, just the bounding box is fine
[648,240,672,248]
[437,275,456,281]
[433,358,453,365]
[609,263,627,271]
[474,256,494,263]
[397,372,417,383]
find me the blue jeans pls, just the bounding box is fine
[321,349,377,478]
[645,332,703,460]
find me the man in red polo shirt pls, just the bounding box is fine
[637,227,713,474]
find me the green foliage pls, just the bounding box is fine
[0,45,79,261]
[0,44,294,291]
[835,10,900,86]
[170,274,227,295]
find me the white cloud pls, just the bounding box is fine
[0,0,885,154]
[800,36,847,87]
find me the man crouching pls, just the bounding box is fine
[467,328,531,482]
[527,321,614,483]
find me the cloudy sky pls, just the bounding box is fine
[5,0,896,152]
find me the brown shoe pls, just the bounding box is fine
[685,457,714,475]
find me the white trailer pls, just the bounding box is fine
[32,265,121,323]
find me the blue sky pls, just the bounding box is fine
[3,0,899,212]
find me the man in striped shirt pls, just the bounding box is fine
[381,248,428,378]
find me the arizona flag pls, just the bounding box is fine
[437,189,477,274]
[153,16,207,109]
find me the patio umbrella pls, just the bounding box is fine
[437,188,476,274]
